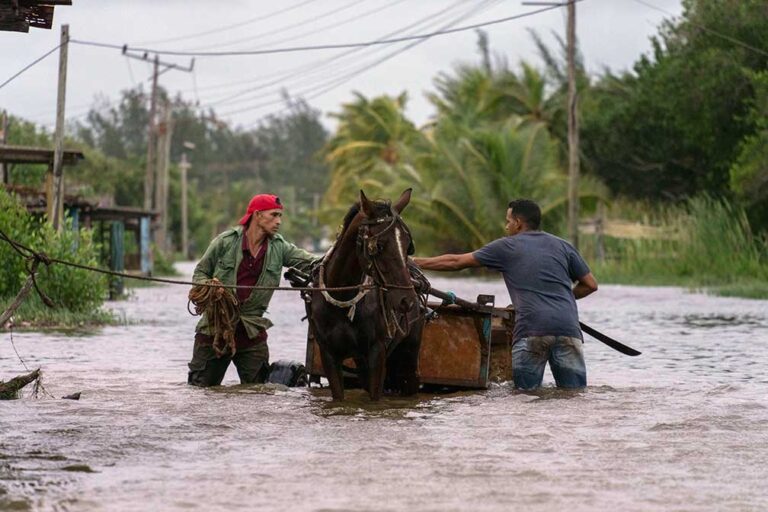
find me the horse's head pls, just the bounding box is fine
[356,188,419,334]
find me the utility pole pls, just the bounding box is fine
[522,1,580,247]
[0,110,8,184]
[179,152,190,259]
[50,23,69,232]
[144,54,159,212]
[566,0,580,249]
[155,103,173,253]
[121,49,194,213]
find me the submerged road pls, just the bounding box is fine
[1,262,767,511]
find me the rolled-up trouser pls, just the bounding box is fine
[187,335,270,387]
[512,335,586,390]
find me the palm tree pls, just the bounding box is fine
[322,92,420,223]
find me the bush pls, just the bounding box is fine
[0,189,107,314]
[590,195,768,294]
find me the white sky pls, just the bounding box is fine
[0,0,684,132]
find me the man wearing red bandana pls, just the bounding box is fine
[187,194,318,387]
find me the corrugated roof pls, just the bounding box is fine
[0,1,72,33]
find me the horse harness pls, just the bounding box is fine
[316,205,425,339]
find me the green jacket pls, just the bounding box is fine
[192,226,317,338]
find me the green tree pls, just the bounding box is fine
[322,92,420,219]
[730,70,768,230]
[582,0,768,207]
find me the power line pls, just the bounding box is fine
[185,0,469,99]
[237,0,505,126]
[242,0,410,52]
[130,0,323,46]
[631,0,768,58]
[70,3,578,58]
[184,0,370,52]
[204,0,477,109]
[0,44,62,90]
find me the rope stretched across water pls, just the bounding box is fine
[1,227,422,356]
[0,227,377,293]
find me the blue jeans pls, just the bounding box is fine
[512,336,587,389]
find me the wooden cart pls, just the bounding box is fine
[305,295,515,390]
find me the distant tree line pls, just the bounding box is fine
[320,0,768,254]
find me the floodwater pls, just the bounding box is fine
[2,262,767,512]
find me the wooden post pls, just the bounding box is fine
[0,110,7,184]
[596,201,605,263]
[179,152,190,259]
[566,0,580,249]
[154,104,172,253]
[110,220,125,299]
[161,106,172,253]
[144,54,159,212]
[140,216,151,274]
[51,24,69,232]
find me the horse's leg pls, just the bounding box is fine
[319,347,345,401]
[399,330,423,396]
[388,325,423,396]
[354,356,370,393]
[368,340,387,401]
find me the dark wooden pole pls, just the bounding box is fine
[180,152,190,259]
[144,55,159,212]
[0,110,8,184]
[51,24,69,232]
[566,0,580,248]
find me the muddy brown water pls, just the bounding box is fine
[2,262,767,511]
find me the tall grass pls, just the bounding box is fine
[590,196,768,297]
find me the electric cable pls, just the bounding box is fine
[187,0,470,100]
[250,0,409,51]
[69,2,580,57]
[0,44,62,90]
[130,0,323,46]
[204,0,478,109]
[233,0,504,124]
[183,0,368,52]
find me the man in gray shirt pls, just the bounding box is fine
[412,199,598,389]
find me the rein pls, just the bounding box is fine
[356,206,415,292]
[316,203,423,340]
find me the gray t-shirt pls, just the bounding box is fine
[473,231,590,342]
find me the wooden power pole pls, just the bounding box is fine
[144,54,159,212]
[122,49,193,256]
[155,103,173,252]
[50,23,69,232]
[522,1,580,247]
[0,110,8,184]
[566,0,580,249]
[179,152,190,259]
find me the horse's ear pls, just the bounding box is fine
[360,190,375,217]
[393,188,412,214]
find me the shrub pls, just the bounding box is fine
[0,189,107,314]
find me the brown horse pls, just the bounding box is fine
[310,189,424,401]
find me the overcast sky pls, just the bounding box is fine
[1,0,683,131]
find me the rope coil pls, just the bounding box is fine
[188,279,239,358]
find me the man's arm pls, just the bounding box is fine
[573,272,598,299]
[282,242,321,272]
[412,253,482,271]
[192,237,220,283]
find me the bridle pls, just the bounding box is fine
[355,204,422,340]
[316,202,422,342]
[355,203,415,292]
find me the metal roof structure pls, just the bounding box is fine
[0,143,83,165]
[0,0,71,33]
